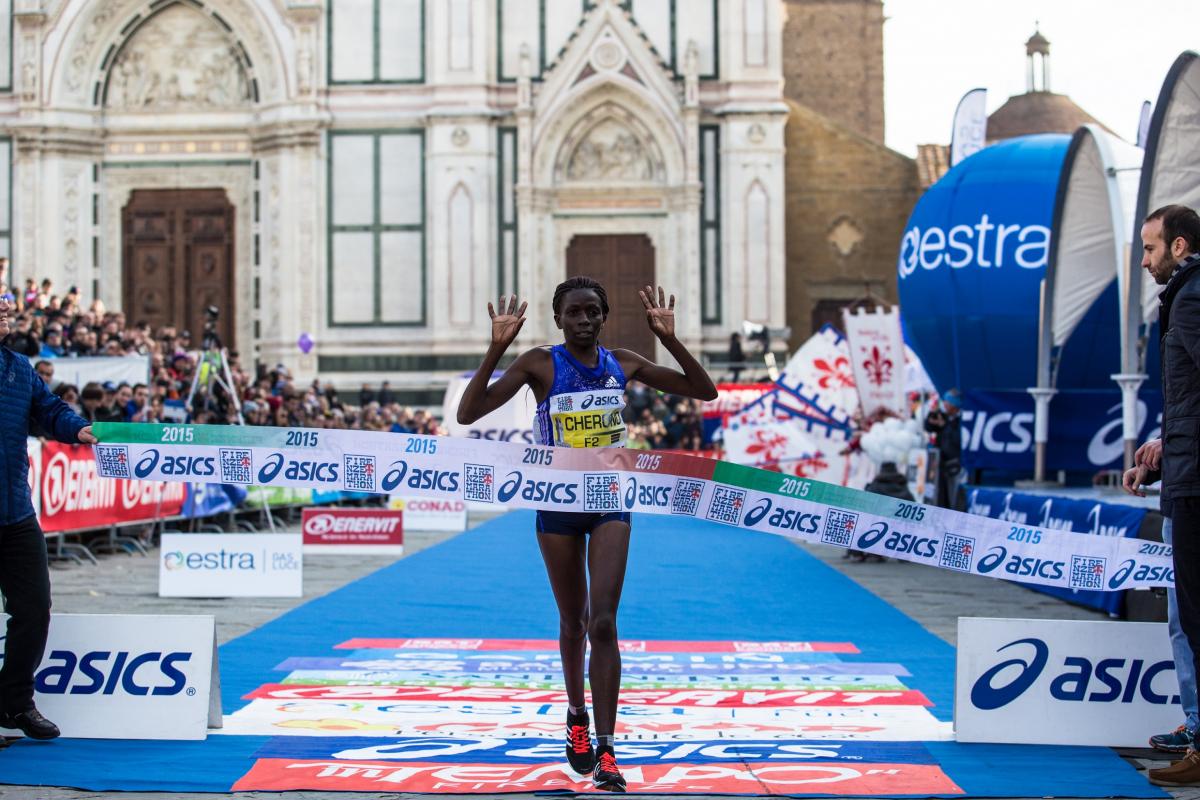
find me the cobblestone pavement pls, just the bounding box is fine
[0,516,1187,800]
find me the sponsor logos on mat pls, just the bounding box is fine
[228,638,956,794]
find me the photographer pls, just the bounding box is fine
[924,388,963,509]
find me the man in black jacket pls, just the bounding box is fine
[1122,205,1200,787]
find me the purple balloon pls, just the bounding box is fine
[297,332,314,354]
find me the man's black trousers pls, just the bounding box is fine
[0,514,51,714]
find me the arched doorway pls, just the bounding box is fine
[122,189,235,347]
[566,233,656,357]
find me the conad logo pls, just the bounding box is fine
[898,215,1050,279]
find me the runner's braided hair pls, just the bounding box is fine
[552,276,609,317]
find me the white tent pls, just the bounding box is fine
[1132,50,1200,332]
[1031,125,1143,478]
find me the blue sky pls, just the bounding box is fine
[882,0,1197,155]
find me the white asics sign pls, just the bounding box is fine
[4,613,220,740]
[956,618,1178,747]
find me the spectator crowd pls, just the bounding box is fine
[2,262,712,449]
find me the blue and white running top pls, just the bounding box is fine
[533,344,627,448]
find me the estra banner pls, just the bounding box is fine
[302,508,404,554]
[38,441,184,533]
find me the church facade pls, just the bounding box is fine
[0,0,790,396]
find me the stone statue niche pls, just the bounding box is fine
[104,4,252,111]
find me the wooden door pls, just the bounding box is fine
[123,189,235,349]
[565,234,655,358]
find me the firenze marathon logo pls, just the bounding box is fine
[94,445,131,479]
[898,215,1050,279]
[671,479,704,516]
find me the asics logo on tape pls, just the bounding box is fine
[134,449,216,479]
[381,460,460,493]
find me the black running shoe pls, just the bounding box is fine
[593,748,626,792]
[565,711,595,774]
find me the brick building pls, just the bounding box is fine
[781,0,921,346]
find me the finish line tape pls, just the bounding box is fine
[90,423,1172,591]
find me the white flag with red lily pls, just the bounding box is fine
[775,325,859,425]
[842,307,906,419]
[723,419,875,489]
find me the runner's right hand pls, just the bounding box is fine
[488,294,528,349]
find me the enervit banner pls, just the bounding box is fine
[388,496,467,532]
[8,613,219,740]
[90,423,1174,590]
[38,440,184,533]
[159,533,302,598]
[222,700,952,741]
[301,508,404,554]
[955,618,1178,746]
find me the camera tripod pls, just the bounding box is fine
[185,346,244,425]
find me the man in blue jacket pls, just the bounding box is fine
[0,296,94,740]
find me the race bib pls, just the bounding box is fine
[547,390,627,448]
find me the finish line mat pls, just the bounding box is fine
[0,513,1164,797]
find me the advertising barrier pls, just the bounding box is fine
[5,613,220,740]
[955,618,1178,746]
[159,533,303,598]
[38,440,184,533]
[91,422,1175,591]
[388,496,467,532]
[301,508,404,554]
[966,487,1151,614]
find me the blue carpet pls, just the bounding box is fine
[0,511,1165,796]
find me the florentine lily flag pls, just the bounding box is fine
[842,306,906,419]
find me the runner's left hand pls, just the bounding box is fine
[640,285,675,340]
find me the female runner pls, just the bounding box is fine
[457,278,716,792]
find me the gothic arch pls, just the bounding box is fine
[46,0,291,109]
[552,101,668,186]
[534,83,685,189]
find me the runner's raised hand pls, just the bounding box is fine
[488,294,528,349]
[639,285,676,340]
